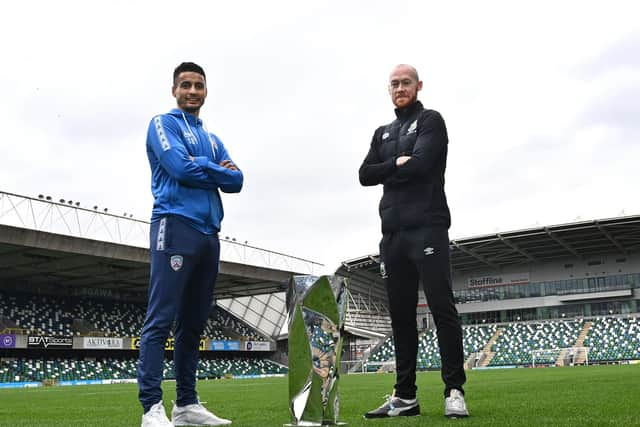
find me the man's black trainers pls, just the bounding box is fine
[364,394,420,418]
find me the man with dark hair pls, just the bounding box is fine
[138,62,243,427]
[359,64,468,419]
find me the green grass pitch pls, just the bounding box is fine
[0,364,638,426]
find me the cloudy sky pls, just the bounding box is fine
[1,0,639,272]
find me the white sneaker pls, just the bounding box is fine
[142,401,173,427]
[172,402,232,426]
[445,389,469,418]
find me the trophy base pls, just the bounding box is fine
[283,423,347,426]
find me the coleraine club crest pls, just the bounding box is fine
[170,255,184,271]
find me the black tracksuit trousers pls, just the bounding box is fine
[381,226,466,399]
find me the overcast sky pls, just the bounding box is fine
[1,1,639,272]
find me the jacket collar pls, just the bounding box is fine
[169,108,202,126]
[394,100,423,120]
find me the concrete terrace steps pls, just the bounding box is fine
[478,328,503,367]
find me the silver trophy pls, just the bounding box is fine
[285,275,347,426]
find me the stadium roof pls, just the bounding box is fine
[0,190,325,338]
[0,223,298,300]
[337,215,640,298]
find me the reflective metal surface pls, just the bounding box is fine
[286,275,347,426]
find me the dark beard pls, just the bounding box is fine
[182,105,200,114]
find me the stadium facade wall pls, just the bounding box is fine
[443,252,640,325]
[452,253,640,291]
[456,289,637,314]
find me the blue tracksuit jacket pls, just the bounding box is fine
[146,108,243,234]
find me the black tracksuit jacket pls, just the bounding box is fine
[359,101,451,233]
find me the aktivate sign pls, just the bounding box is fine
[83,337,123,349]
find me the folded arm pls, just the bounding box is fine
[148,116,243,192]
[386,112,447,183]
[359,127,397,186]
[192,134,243,193]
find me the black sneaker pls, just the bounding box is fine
[364,394,420,418]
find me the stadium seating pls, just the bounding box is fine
[0,292,74,336]
[0,357,286,383]
[417,329,441,369]
[210,308,268,341]
[583,316,640,362]
[489,320,583,366]
[366,336,395,371]
[366,324,497,370]
[70,299,146,337]
[0,291,267,341]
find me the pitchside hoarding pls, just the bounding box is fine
[0,334,16,348]
[467,272,530,288]
[27,336,73,349]
[210,340,241,351]
[130,337,206,351]
[244,341,271,351]
[82,337,123,349]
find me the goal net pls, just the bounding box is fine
[340,359,396,374]
[531,347,589,367]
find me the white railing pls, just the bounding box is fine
[0,191,322,274]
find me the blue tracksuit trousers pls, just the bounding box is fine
[138,215,220,412]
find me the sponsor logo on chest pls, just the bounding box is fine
[183,131,198,145]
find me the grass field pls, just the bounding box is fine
[0,364,638,426]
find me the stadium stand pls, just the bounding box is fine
[0,357,286,383]
[489,320,583,366]
[0,291,268,341]
[366,336,394,370]
[0,289,281,386]
[366,324,498,370]
[0,292,74,336]
[362,317,640,370]
[583,316,640,362]
[70,299,145,337]
[207,308,268,341]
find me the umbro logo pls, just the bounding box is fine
[424,247,435,255]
